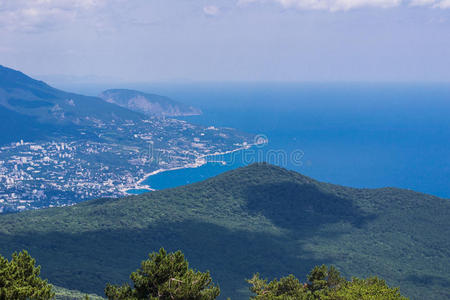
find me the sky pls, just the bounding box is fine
[0,0,449,82]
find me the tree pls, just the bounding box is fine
[0,250,54,300]
[248,273,307,299]
[105,248,220,300]
[305,265,345,298]
[248,265,408,300]
[328,277,408,300]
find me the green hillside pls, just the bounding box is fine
[0,65,144,144]
[0,163,448,299]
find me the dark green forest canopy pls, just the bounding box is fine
[0,163,448,299]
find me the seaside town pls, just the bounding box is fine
[0,117,251,213]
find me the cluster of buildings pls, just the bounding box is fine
[0,118,250,213]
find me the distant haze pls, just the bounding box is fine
[0,0,449,82]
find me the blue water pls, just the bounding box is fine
[142,151,254,190]
[74,82,450,198]
[127,189,152,194]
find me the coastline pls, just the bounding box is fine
[127,143,257,193]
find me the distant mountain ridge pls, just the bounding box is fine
[0,163,448,299]
[99,89,202,117]
[0,65,143,125]
[0,65,147,144]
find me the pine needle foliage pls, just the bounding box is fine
[0,250,54,300]
[248,265,408,300]
[105,248,220,300]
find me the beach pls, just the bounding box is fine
[126,142,257,193]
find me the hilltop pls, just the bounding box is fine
[0,163,448,299]
[99,89,201,117]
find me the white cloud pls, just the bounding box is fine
[433,0,450,8]
[409,0,450,8]
[239,0,402,11]
[409,0,450,7]
[409,0,435,6]
[239,0,450,10]
[203,5,220,16]
[0,0,107,32]
[1,0,448,33]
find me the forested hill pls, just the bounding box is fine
[0,163,448,299]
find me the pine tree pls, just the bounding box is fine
[328,277,408,300]
[0,250,54,300]
[105,248,220,300]
[248,265,408,300]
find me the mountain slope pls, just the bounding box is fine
[0,65,144,132]
[0,105,65,144]
[99,89,201,117]
[0,163,448,299]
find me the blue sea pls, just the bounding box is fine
[131,150,256,192]
[74,82,450,198]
